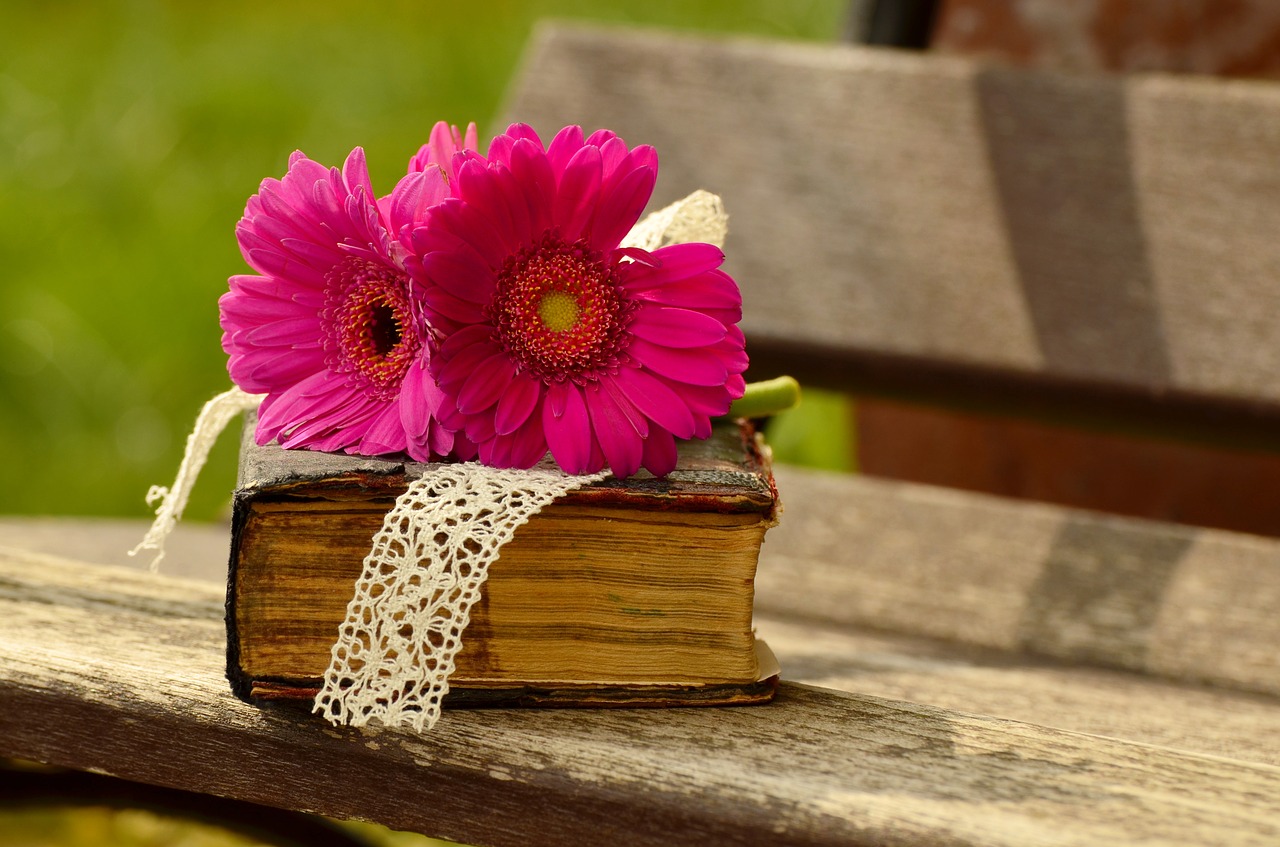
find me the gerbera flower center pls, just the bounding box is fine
[491,234,632,383]
[322,258,420,400]
[537,291,581,332]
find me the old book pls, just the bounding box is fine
[227,417,782,707]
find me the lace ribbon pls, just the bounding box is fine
[314,463,608,732]
[135,190,728,731]
[129,387,263,572]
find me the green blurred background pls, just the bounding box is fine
[0,0,852,522]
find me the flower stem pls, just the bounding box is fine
[725,375,801,419]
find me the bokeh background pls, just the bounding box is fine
[0,0,853,525]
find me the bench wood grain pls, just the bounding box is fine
[4,504,1280,846]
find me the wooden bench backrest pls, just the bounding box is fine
[505,24,1280,449]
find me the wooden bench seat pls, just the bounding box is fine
[3,506,1280,846]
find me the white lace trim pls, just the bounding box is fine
[129,387,263,572]
[313,463,608,732]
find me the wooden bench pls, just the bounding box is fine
[5,21,1280,846]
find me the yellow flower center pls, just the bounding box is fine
[538,291,581,333]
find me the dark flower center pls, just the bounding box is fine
[370,303,402,356]
[322,258,419,400]
[491,233,632,384]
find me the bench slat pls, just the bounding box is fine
[758,615,1280,767]
[505,25,1280,445]
[762,465,1280,696]
[3,517,1280,845]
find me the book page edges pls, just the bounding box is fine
[245,638,780,707]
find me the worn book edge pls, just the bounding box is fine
[242,639,781,707]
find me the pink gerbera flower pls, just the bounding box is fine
[219,122,476,460]
[407,124,748,477]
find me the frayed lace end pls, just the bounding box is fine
[129,386,263,572]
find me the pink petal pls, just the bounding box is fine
[463,122,480,153]
[420,282,487,329]
[621,243,726,290]
[276,384,380,445]
[220,278,313,322]
[249,215,338,264]
[599,377,649,438]
[278,236,347,269]
[388,167,451,236]
[596,136,629,181]
[508,412,548,467]
[244,316,323,346]
[546,125,585,175]
[255,372,354,445]
[672,382,737,418]
[341,147,375,203]
[584,128,618,148]
[542,381,594,474]
[487,133,515,169]
[416,199,510,268]
[624,144,658,176]
[399,358,444,445]
[628,306,727,348]
[243,348,326,390]
[492,165,532,244]
[585,384,643,477]
[611,366,697,439]
[421,248,496,304]
[714,335,750,374]
[590,164,655,252]
[437,335,501,399]
[489,124,544,169]
[457,351,517,414]
[494,372,543,435]
[456,159,517,246]
[553,144,602,243]
[357,402,410,455]
[627,269,743,313]
[426,424,459,461]
[508,138,557,237]
[438,322,499,360]
[245,246,325,287]
[428,121,460,170]
[629,338,728,387]
[464,409,497,445]
[482,431,514,468]
[641,427,679,477]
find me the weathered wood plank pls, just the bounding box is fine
[505,24,1280,444]
[757,615,1280,767]
[2,543,1279,847]
[8,515,1280,769]
[761,465,1280,696]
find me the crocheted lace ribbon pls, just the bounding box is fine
[133,189,728,732]
[314,463,607,731]
[129,387,263,572]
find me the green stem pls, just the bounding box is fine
[724,375,801,419]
